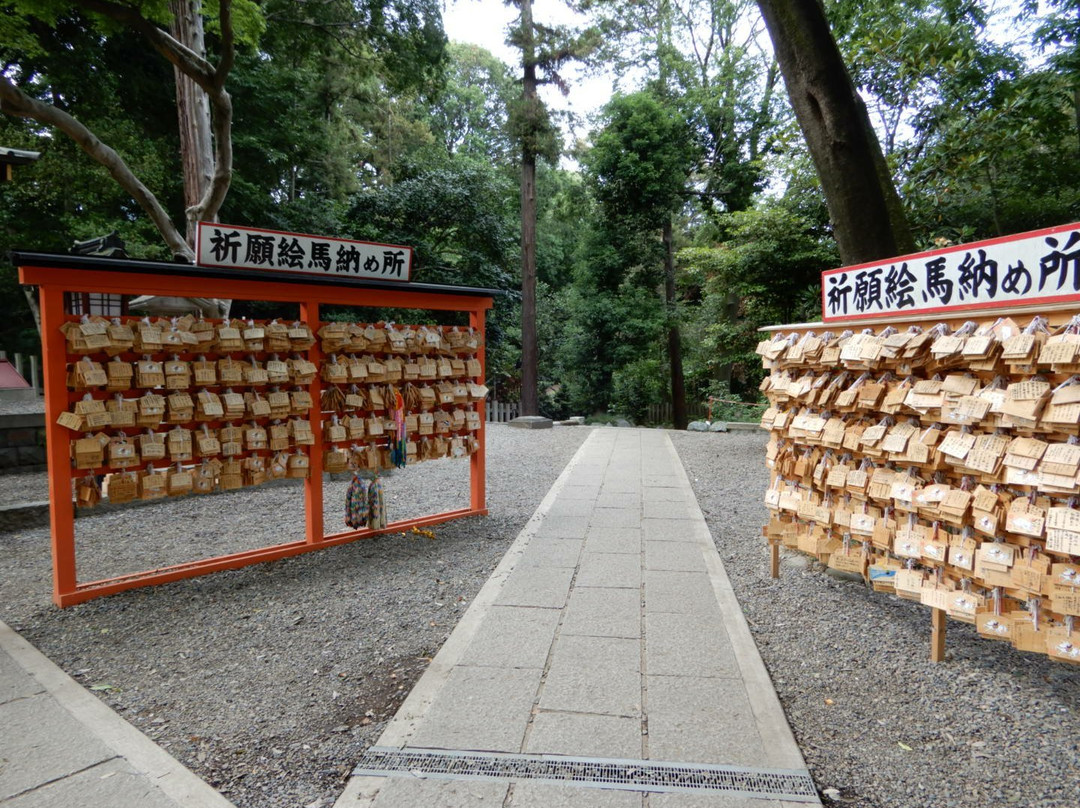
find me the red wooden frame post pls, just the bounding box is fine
[470,307,487,515]
[20,262,493,606]
[301,299,324,544]
[40,284,77,605]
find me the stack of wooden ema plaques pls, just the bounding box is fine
[758,316,1080,663]
[57,315,488,507]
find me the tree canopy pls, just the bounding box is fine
[3,0,1078,422]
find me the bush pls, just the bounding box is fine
[703,381,766,423]
[611,358,666,424]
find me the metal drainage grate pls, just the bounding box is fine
[354,746,819,802]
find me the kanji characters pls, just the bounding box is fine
[923,256,954,305]
[1038,232,1080,292]
[853,268,883,312]
[826,273,852,315]
[197,224,410,281]
[382,250,407,277]
[244,234,275,266]
[336,244,361,274]
[957,249,998,300]
[277,237,306,269]
[208,228,241,263]
[884,263,917,309]
[308,242,331,271]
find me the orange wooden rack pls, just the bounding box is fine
[16,253,496,607]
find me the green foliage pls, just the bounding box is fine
[536,261,667,416]
[423,43,515,164]
[585,91,698,229]
[825,0,1080,243]
[504,0,599,166]
[0,13,181,265]
[680,204,835,397]
[577,0,784,215]
[345,160,519,380]
[227,0,449,214]
[346,161,516,290]
[535,164,591,288]
[611,357,665,423]
[902,66,1080,240]
[506,94,561,164]
[1026,0,1080,73]
[702,381,765,422]
[7,0,1080,422]
[538,90,697,420]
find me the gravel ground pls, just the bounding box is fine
[0,424,589,808]
[2,469,48,502]
[671,429,1080,808]
[0,393,44,416]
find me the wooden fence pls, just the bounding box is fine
[485,400,520,423]
[0,351,41,393]
[645,402,708,424]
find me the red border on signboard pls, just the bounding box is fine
[195,221,415,282]
[820,220,1080,323]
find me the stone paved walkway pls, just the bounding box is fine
[0,621,234,808]
[335,428,819,807]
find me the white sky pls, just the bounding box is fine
[441,0,617,131]
[440,0,1040,158]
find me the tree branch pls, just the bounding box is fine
[190,86,233,230]
[0,74,193,259]
[213,0,235,88]
[177,0,235,231]
[74,0,216,87]
[78,0,236,234]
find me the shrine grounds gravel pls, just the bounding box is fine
[671,429,1080,808]
[2,426,1078,808]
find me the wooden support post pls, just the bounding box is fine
[770,541,780,579]
[469,307,488,515]
[39,285,77,606]
[301,299,324,544]
[931,607,946,663]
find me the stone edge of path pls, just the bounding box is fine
[0,619,235,808]
[659,433,810,774]
[333,428,603,808]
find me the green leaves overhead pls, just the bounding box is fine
[585,91,697,228]
[424,43,514,162]
[4,0,1080,422]
[347,161,516,291]
[825,0,1080,242]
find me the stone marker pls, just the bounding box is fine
[508,416,554,430]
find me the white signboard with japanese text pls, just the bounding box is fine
[821,222,1080,323]
[196,222,412,282]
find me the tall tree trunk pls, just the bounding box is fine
[22,288,42,335]
[755,0,914,265]
[1073,85,1080,158]
[169,0,214,246]
[519,0,539,417]
[663,217,687,429]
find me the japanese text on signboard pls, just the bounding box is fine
[821,226,1080,322]
[196,222,412,282]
